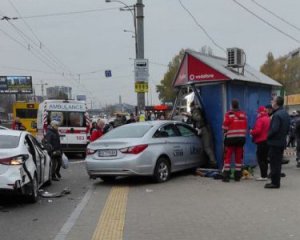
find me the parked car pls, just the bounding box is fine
[0,130,52,202]
[0,126,8,130]
[85,121,204,183]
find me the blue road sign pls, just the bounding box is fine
[105,70,112,78]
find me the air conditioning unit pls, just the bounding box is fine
[227,48,245,68]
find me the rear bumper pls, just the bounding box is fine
[85,154,154,177]
[61,144,88,153]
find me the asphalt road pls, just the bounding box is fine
[0,157,91,240]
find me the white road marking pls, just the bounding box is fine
[53,186,94,240]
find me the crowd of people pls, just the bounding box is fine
[221,96,291,189]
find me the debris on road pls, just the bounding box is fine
[39,188,71,198]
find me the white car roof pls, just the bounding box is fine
[0,129,25,137]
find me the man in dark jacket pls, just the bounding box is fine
[45,120,62,181]
[265,96,290,189]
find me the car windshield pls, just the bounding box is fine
[101,124,152,139]
[0,135,20,149]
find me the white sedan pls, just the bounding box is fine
[0,130,52,202]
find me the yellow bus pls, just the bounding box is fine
[12,101,39,136]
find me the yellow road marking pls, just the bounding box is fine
[91,186,129,240]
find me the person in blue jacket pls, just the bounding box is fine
[265,96,290,189]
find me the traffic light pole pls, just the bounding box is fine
[136,0,145,112]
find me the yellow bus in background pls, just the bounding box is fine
[12,102,39,136]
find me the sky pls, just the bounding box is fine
[0,0,300,108]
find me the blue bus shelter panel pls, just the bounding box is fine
[197,84,224,166]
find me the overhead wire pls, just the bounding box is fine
[251,0,300,33]
[7,0,74,75]
[3,0,101,102]
[232,0,300,44]
[178,0,226,53]
[13,7,120,19]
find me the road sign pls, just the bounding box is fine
[135,82,148,93]
[134,59,149,82]
[105,70,112,78]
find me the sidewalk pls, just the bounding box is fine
[62,154,300,240]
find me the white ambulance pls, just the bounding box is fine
[37,100,90,156]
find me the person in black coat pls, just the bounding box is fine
[45,120,62,181]
[265,96,290,189]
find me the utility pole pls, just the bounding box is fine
[136,0,145,112]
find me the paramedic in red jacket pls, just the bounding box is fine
[250,106,270,181]
[90,119,105,142]
[222,99,247,182]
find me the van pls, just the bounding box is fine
[37,100,90,155]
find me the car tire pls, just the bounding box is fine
[153,157,171,183]
[100,176,116,183]
[27,175,39,203]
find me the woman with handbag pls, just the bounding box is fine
[45,120,62,181]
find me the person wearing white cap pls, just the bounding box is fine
[45,120,62,181]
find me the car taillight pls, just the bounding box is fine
[120,144,148,154]
[0,155,29,165]
[86,148,96,155]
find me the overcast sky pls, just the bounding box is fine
[0,0,299,107]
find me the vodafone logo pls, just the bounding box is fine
[189,74,214,81]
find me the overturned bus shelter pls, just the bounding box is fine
[172,49,281,167]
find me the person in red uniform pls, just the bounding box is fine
[90,119,105,142]
[250,106,270,181]
[222,99,247,182]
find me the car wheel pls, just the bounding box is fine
[100,176,116,183]
[153,157,171,183]
[27,175,39,203]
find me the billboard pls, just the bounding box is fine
[0,76,33,94]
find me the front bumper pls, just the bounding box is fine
[61,144,87,153]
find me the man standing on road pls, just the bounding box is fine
[190,101,217,168]
[45,120,62,181]
[265,96,290,189]
[222,99,247,182]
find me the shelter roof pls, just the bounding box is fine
[173,50,281,87]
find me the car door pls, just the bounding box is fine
[155,123,185,171]
[26,135,43,184]
[175,124,202,166]
[30,136,47,184]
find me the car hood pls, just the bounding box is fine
[88,138,144,149]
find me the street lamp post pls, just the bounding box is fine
[105,0,146,112]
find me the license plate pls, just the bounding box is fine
[98,149,117,157]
